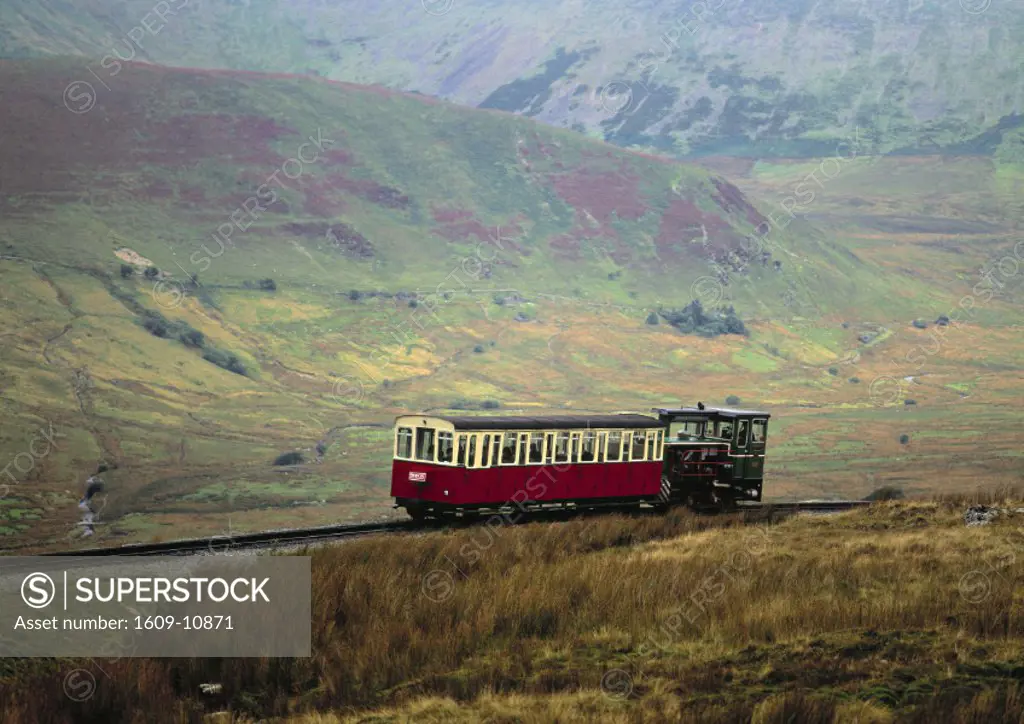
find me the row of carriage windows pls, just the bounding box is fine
[395,428,666,468]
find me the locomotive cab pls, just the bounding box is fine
[653,406,770,508]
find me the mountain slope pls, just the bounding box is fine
[0,57,853,550]
[1,59,1020,552]
[3,0,1022,157]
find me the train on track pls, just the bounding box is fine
[390,405,770,520]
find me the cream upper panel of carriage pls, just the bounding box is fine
[393,419,664,468]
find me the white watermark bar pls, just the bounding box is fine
[0,556,310,657]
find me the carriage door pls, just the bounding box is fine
[733,419,751,482]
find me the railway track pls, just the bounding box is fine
[39,520,420,558]
[28,500,871,558]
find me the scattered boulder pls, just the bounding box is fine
[964,505,1000,527]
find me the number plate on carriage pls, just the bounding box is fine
[408,471,427,482]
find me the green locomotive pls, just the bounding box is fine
[652,405,770,510]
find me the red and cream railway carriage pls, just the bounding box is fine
[390,413,666,520]
[389,406,771,519]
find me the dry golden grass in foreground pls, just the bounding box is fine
[3,489,1024,723]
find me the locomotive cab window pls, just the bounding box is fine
[396,427,413,459]
[415,428,435,461]
[736,420,750,447]
[671,419,704,440]
[752,419,768,444]
[716,421,734,440]
[437,432,454,463]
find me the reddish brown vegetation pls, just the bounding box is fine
[655,195,739,260]
[322,174,410,209]
[548,169,648,225]
[711,177,768,228]
[431,206,494,242]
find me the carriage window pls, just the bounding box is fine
[581,431,596,462]
[481,434,492,467]
[519,433,529,465]
[437,432,453,463]
[396,427,413,459]
[415,428,435,461]
[752,419,767,444]
[456,435,467,467]
[467,435,478,468]
[646,431,657,459]
[606,431,622,462]
[657,430,664,457]
[529,433,544,464]
[501,432,518,464]
[631,431,646,460]
[553,432,570,463]
[493,436,502,466]
[736,420,750,446]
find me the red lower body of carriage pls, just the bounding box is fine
[391,459,663,514]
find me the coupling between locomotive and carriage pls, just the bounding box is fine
[388,405,770,520]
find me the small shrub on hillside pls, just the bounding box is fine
[725,395,741,406]
[179,328,205,348]
[828,367,838,376]
[865,485,905,501]
[144,266,159,279]
[659,300,747,337]
[481,400,501,410]
[348,290,362,301]
[473,344,485,354]
[849,377,861,384]
[202,348,248,377]
[904,399,917,406]
[273,451,304,466]
[645,311,659,325]
[119,264,134,278]
[936,314,950,326]
[899,434,910,445]
[408,299,418,308]
[912,319,928,329]
[142,314,170,338]
[258,278,277,291]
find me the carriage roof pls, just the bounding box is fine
[395,413,664,431]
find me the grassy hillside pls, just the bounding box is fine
[5,496,1024,722]
[0,58,1022,552]
[2,0,1022,157]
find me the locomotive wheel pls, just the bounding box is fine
[406,505,428,522]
